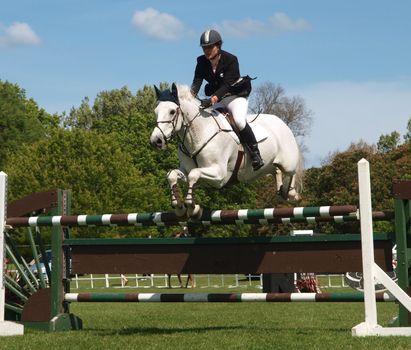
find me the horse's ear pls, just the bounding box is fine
[171,83,180,105]
[154,85,161,100]
[171,83,178,97]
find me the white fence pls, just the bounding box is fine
[70,273,348,290]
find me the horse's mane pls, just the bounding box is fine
[176,84,198,105]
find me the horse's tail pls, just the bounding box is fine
[293,147,304,195]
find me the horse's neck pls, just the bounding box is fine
[179,101,219,147]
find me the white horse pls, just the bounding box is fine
[150,83,303,217]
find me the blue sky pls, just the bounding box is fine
[1,0,411,167]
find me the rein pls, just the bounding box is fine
[177,105,231,161]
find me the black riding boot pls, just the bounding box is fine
[239,124,264,171]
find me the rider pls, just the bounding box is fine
[190,29,264,171]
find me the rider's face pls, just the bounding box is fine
[203,44,219,60]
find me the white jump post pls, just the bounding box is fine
[352,159,411,336]
[0,172,24,336]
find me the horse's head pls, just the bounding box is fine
[150,83,183,150]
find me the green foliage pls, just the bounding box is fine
[301,141,410,233]
[404,117,411,145]
[5,128,169,240]
[3,80,410,241]
[377,131,401,153]
[63,85,178,178]
[0,80,58,169]
[135,83,162,114]
[63,97,94,129]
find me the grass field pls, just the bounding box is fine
[1,278,411,350]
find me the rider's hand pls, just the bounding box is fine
[211,95,218,104]
[200,98,212,109]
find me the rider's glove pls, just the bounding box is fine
[200,98,212,109]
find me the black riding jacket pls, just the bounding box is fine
[191,50,244,100]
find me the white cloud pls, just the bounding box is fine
[215,12,311,38]
[131,9,310,41]
[216,18,266,38]
[269,12,311,32]
[0,22,41,48]
[132,8,185,41]
[289,80,411,167]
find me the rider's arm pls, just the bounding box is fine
[191,57,204,97]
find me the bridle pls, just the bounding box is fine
[154,106,183,145]
[154,92,230,162]
[154,103,205,152]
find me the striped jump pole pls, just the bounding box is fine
[5,206,393,228]
[65,292,395,303]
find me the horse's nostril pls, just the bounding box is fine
[156,139,162,145]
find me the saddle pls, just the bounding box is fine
[215,107,241,137]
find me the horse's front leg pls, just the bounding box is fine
[185,165,227,218]
[275,167,297,201]
[275,167,283,194]
[287,175,301,201]
[167,169,188,217]
[275,165,293,200]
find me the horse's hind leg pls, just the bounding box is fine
[167,169,187,217]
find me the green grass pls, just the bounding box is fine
[1,283,411,350]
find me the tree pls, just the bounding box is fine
[0,80,59,169]
[249,81,313,141]
[320,140,376,167]
[63,97,94,129]
[5,128,169,241]
[404,117,411,144]
[135,84,162,114]
[62,85,179,177]
[377,131,401,153]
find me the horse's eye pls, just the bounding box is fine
[170,109,176,115]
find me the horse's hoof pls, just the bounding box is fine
[174,206,187,218]
[288,189,301,201]
[188,205,202,219]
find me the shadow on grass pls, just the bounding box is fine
[89,325,246,336]
[84,324,351,337]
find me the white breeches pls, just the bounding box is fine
[214,96,248,131]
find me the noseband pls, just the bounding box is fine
[154,89,216,160]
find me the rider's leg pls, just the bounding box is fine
[227,97,264,171]
[239,124,264,170]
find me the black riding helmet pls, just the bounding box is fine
[200,29,222,47]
